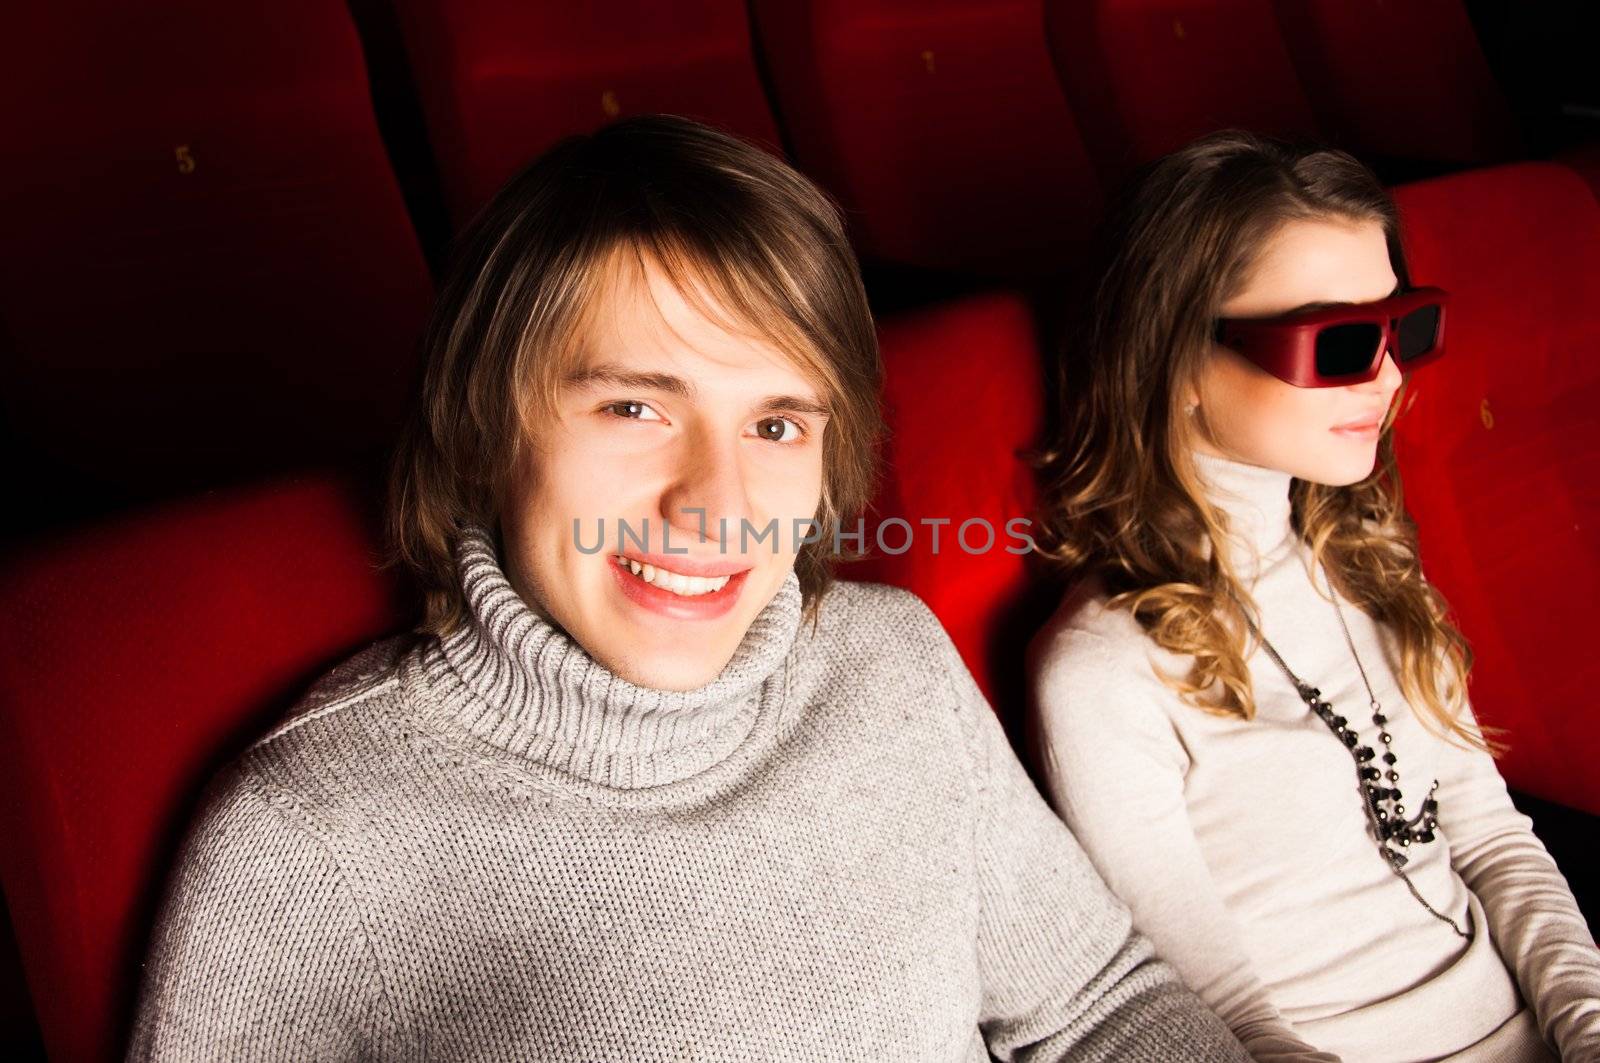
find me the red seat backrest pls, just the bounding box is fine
[0,2,433,509]
[1391,162,1600,814]
[390,0,785,225]
[1273,0,1522,165]
[0,475,406,1062]
[1046,0,1319,184]
[1555,143,1600,204]
[750,0,1104,277]
[848,293,1050,716]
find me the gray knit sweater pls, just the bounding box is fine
[127,526,1247,1061]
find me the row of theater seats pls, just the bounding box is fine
[4,1,1593,536]
[2,156,1598,1062]
[0,1,1596,1059]
[374,0,1583,275]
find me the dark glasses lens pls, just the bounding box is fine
[1315,322,1384,378]
[1395,303,1442,362]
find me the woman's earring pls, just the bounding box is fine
[1185,403,1199,416]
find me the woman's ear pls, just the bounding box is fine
[1181,381,1201,416]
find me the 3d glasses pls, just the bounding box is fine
[1213,286,1449,388]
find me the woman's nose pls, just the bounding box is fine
[1365,347,1404,392]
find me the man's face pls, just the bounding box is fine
[500,255,829,691]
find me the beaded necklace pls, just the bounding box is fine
[1246,576,1471,940]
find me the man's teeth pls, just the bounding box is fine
[614,555,733,596]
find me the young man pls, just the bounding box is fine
[128,116,1247,1061]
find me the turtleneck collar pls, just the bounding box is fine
[1191,450,1298,579]
[406,524,804,790]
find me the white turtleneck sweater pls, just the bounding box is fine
[127,525,1250,1061]
[1029,451,1600,1062]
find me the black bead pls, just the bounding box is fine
[1373,713,1388,726]
[1382,752,1397,765]
[1418,830,1435,843]
[1332,715,1347,729]
[1395,804,1406,816]
[1341,730,1358,747]
[1386,770,1399,782]
[1361,767,1380,781]
[1356,747,1375,762]
[1391,789,1403,802]
[1423,798,1438,814]
[1380,732,1393,744]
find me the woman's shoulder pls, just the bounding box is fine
[1027,577,1193,744]
[1029,576,1160,685]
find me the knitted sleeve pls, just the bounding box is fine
[125,764,385,1061]
[916,607,1251,1062]
[1030,626,1341,1063]
[1430,702,1600,1058]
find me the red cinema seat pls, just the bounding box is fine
[0,2,433,517]
[1045,0,1319,184]
[749,0,1104,277]
[1273,0,1523,167]
[1557,142,1600,203]
[0,476,407,1062]
[1390,162,1600,815]
[389,0,785,226]
[848,293,1050,717]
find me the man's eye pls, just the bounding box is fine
[604,401,662,421]
[753,416,804,443]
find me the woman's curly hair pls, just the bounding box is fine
[1035,130,1491,752]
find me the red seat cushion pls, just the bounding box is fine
[1046,0,1319,183]
[1273,0,1522,165]
[750,0,1103,277]
[0,3,433,508]
[391,0,785,224]
[1391,162,1600,814]
[848,293,1049,715]
[0,475,405,1062]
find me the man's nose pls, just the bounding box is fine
[658,430,754,549]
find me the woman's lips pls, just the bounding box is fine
[1331,416,1383,439]
[609,554,751,620]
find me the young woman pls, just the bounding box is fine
[1029,130,1600,1062]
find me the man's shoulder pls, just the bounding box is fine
[232,634,418,803]
[273,635,410,730]
[789,577,981,722]
[809,577,951,660]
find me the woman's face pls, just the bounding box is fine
[1190,216,1404,486]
